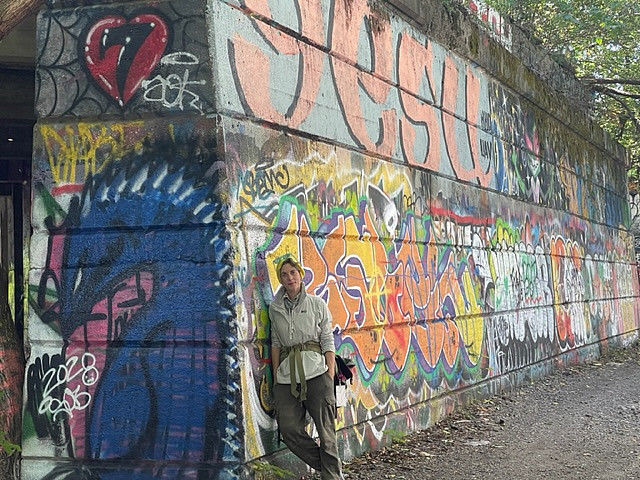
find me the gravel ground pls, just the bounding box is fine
[312,341,640,480]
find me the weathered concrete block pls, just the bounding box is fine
[36,0,213,118]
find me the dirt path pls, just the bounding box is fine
[333,342,640,480]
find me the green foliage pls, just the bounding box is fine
[250,461,295,479]
[483,0,640,186]
[384,428,407,444]
[0,431,20,456]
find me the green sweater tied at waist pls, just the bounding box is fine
[280,340,322,401]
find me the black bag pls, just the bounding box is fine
[334,355,354,387]
[333,355,355,414]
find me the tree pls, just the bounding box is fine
[0,0,43,41]
[483,0,640,188]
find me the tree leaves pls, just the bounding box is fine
[484,0,640,185]
[0,431,20,456]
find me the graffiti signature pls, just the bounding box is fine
[38,353,99,421]
[242,161,290,201]
[142,52,206,113]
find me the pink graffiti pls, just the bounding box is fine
[467,0,512,48]
[64,271,155,457]
[232,0,324,128]
[230,0,489,184]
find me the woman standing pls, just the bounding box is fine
[269,255,343,480]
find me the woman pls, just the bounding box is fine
[269,255,343,480]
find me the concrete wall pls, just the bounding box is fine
[216,0,640,472]
[629,190,640,266]
[24,1,242,478]
[22,0,640,478]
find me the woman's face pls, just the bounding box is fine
[280,262,302,297]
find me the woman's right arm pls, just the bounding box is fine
[271,346,280,384]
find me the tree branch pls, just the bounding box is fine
[599,89,640,137]
[0,0,43,41]
[593,85,640,100]
[582,77,640,86]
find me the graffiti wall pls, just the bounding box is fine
[213,0,628,229]
[226,119,639,463]
[26,0,246,476]
[212,0,640,469]
[26,0,640,477]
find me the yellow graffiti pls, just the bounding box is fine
[236,137,415,228]
[265,205,488,375]
[40,122,146,185]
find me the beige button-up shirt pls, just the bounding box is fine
[269,284,335,384]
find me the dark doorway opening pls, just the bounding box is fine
[0,12,36,347]
[0,119,33,344]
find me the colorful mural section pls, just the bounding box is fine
[213,0,628,230]
[629,191,640,264]
[213,0,638,467]
[24,118,242,479]
[225,119,640,462]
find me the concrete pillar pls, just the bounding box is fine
[24,0,242,478]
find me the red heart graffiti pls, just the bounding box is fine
[82,13,169,107]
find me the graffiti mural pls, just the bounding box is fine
[629,191,640,264]
[29,0,640,477]
[36,1,212,117]
[24,119,242,479]
[214,0,626,230]
[225,119,640,462]
[216,0,492,181]
[80,11,171,107]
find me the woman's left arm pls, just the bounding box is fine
[325,351,335,380]
[318,299,336,379]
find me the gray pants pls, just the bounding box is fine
[273,372,343,480]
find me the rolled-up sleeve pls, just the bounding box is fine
[269,305,282,348]
[318,300,335,353]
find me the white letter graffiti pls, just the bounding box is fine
[142,52,207,113]
[38,353,99,420]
